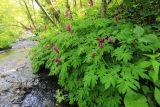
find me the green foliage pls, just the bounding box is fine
[30,15,160,107]
[0,31,14,49]
[154,88,160,105]
[121,0,160,24]
[55,89,65,103]
[124,91,149,107]
[0,0,27,49]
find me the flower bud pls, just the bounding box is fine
[99,42,103,48]
[89,0,93,7]
[66,24,72,32]
[54,57,61,63]
[66,8,69,17]
[53,44,59,53]
[98,37,104,42]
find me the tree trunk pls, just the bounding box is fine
[80,0,82,8]
[45,0,60,23]
[66,0,72,18]
[35,0,57,27]
[66,0,69,8]
[101,0,107,18]
[31,0,36,17]
[22,0,37,30]
[73,0,76,8]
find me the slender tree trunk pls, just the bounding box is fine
[73,0,76,8]
[35,0,57,27]
[66,0,69,8]
[18,0,31,27]
[31,0,36,17]
[22,0,37,30]
[101,0,107,18]
[80,0,82,8]
[66,0,72,17]
[45,0,60,23]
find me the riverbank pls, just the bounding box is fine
[0,35,58,107]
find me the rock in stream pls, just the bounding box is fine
[0,38,55,107]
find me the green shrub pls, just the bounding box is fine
[30,17,160,107]
[0,32,13,49]
[115,0,160,24]
[0,26,22,49]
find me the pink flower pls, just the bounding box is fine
[53,44,59,53]
[54,57,61,63]
[66,8,69,17]
[89,0,93,7]
[98,37,104,48]
[99,42,103,48]
[108,36,113,43]
[66,24,72,32]
[98,37,104,42]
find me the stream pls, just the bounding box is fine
[0,32,56,107]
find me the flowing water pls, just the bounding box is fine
[0,33,56,107]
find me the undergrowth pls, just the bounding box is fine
[30,16,160,107]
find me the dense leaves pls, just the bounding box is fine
[121,0,160,25]
[124,91,149,107]
[29,0,160,107]
[30,16,160,106]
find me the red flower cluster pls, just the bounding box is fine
[52,45,61,63]
[66,8,69,17]
[65,8,73,21]
[98,37,104,48]
[66,24,72,32]
[98,36,113,48]
[53,44,59,53]
[89,0,93,7]
[54,57,61,63]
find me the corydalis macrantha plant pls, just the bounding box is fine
[65,8,73,20]
[89,0,93,7]
[53,44,59,53]
[98,37,104,48]
[54,57,61,63]
[66,8,69,17]
[66,24,72,32]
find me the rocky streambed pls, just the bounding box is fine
[0,37,56,107]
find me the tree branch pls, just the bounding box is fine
[102,0,107,18]
[35,0,58,27]
[22,0,37,30]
